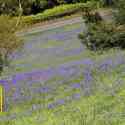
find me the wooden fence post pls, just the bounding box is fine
[0,85,3,112]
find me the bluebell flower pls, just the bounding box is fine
[82,59,94,66]
[71,83,81,89]
[99,59,113,71]
[39,87,50,93]
[56,99,65,105]
[83,69,93,83]
[48,103,55,109]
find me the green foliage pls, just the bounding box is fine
[2,55,125,124]
[114,0,125,25]
[0,0,34,16]
[22,1,101,25]
[0,15,23,73]
[22,3,86,24]
[101,0,114,6]
[81,1,102,23]
[0,0,101,16]
[79,0,125,51]
[79,22,125,51]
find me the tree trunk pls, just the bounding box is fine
[15,0,23,27]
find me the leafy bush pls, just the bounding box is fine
[79,0,125,51]
[79,22,125,51]
[114,0,125,25]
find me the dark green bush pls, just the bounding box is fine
[114,0,125,25]
[101,0,114,6]
[79,22,125,51]
[79,0,125,51]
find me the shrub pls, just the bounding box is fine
[79,0,125,51]
[114,0,125,25]
[79,22,125,51]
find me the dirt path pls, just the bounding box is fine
[17,16,83,36]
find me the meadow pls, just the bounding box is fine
[0,17,125,125]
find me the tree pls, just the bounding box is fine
[0,0,34,15]
[0,0,24,74]
[0,15,23,74]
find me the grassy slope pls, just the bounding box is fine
[1,49,125,125]
[1,4,125,124]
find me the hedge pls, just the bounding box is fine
[21,3,87,25]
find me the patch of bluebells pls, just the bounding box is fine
[83,68,93,83]
[0,58,94,106]
[8,74,83,106]
[56,99,65,105]
[12,67,55,84]
[98,59,113,71]
[59,58,94,68]
[47,103,55,109]
[71,83,81,89]
[2,53,125,109]
[1,65,80,99]
[0,92,82,121]
[57,65,80,77]
[12,58,94,85]
[81,68,93,96]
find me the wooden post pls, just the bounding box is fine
[0,85,3,112]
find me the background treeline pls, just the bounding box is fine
[0,0,96,16]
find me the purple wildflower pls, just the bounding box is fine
[99,59,113,71]
[48,103,55,109]
[57,66,68,76]
[71,83,81,89]
[39,87,50,93]
[56,99,65,105]
[82,59,94,66]
[83,69,93,83]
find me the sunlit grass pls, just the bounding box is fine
[1,55,125,125]
[1,16,125,125]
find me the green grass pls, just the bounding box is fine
[1,49,125,124]
[7,76,125,125]
[42,40,64,48]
